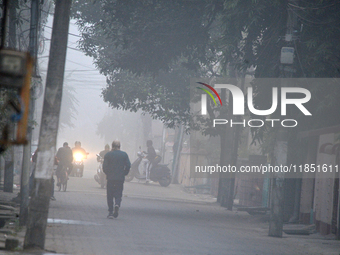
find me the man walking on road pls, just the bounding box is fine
[103,140,131,219]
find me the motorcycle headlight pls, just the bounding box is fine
[74,152,84,162]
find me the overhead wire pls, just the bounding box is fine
[66,58,97,69]
[289,1,338,10]
[293,40,306,77]
[67,46,83,52]
[288,5,339,26]
[43,25,83,38]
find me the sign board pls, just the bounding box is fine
[0,49,28,89]
[280,47,294,65]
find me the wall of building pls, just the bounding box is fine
[313,133,337,234]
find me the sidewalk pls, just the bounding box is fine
[0,189,20,204]
[286,232,340,255]
[0,188,22,254]
[123,180,217,204]
[125,181,340,255]
[234,213,340,255]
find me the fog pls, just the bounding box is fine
[35,17,147,178]
[3,1,339,254]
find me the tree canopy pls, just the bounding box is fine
[72,0,220,75]
[101,64,193,128]
[72,0,340,134]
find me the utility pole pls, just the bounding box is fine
[269,0,297,237]
[8,0,17,49]
[24,0,72,249]
[1,1,33,195]
[19,0,40,227]
[0,0,9,48]
[3,0,16,193]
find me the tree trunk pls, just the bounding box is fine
[24,0,72,249]
[141,113,153,148]
[217,86,233,207]
[268,130,287,237]
[171,124,184,184]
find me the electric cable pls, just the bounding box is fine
[293,40,306,77]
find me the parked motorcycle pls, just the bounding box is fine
[94,154,106,188]
[71,151,86,177]
[125,151,171,187]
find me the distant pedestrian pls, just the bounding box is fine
[103,140,131,219]
[145,140,157,182]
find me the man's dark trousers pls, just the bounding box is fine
[107,180,124,212]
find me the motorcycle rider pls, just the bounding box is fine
[72,141,88,155]
[145,140,157,182]
[103,140,131,219]
[72,141,88,175]
[56,142,73,187]
[98,144,110,161]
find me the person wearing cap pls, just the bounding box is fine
[103,140,131,219]
[98,144,110,161]
[71,141,88,176]
[55,142,73,187]
[72,141,88,156]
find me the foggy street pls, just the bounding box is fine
[44,177,311,255]
[1,1,340,254]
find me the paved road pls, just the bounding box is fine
[44,177,323,255]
